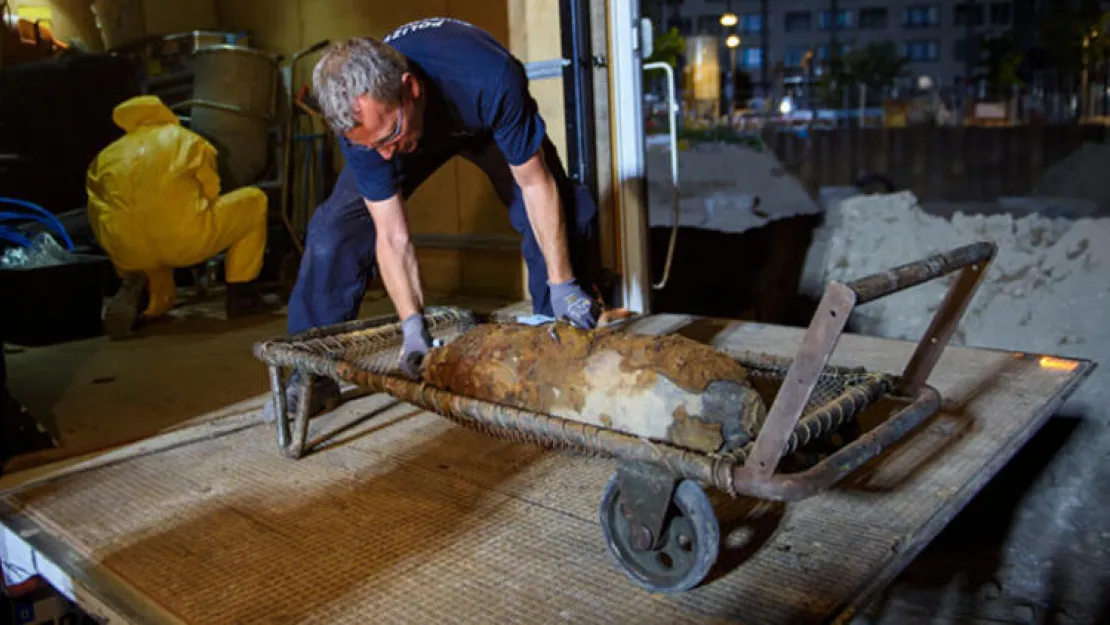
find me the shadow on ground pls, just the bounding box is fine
[859,411,1097,624]
[90,425,546,622]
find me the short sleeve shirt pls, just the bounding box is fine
[339,18,547,202]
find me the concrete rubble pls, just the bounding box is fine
[801,190,1110,625]
[645,141,821,234]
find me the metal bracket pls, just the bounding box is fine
[616,462,678,551]
[743,283,856,477]
[524,58,571,81]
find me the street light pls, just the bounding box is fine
[726,34,741,48]
[720,12,738,27]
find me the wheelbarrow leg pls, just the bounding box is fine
[270,365,311,459]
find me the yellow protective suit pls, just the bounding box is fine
[86,95,268,319]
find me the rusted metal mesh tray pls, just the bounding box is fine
[255,310,906,502]
[255,242,997,503]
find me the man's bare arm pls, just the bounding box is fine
[510,148,574,284]
[365,194,423,320]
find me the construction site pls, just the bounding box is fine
[1,1,1107,624]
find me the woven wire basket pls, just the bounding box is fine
[254,307,897,493]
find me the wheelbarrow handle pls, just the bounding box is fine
[744,240,999,478]
[844,241,997,305]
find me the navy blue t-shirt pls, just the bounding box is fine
[339,18,547,202]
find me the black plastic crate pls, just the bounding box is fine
[0,253,111,346]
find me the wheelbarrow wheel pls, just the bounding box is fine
[598,472,720,593]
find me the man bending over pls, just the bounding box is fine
[275,18,601,416]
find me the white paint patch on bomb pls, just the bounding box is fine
[559,349,707,442]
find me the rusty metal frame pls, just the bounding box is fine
[743,240,997,480]
[253,241,997,502]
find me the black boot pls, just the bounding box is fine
[103,272,145,340]
[225,281,281,319]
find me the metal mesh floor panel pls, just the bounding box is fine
[2,322,1089,624]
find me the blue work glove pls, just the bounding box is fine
[399,313,433,380]
[549,277,601,329]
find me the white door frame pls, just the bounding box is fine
[606,0,652,315]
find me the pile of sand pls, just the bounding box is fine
[800,190,1110,413]
[801,189,1110,625]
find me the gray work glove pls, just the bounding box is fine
[399,313,433,380]
[549,277,601,329]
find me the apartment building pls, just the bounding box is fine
[660,0,1035,89]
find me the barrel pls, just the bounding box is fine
[189,44,278,189]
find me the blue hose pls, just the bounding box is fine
[0,197,75,250]
[0,227,34,249]
[0,212,65,239]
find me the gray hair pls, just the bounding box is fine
[312,37,409,135]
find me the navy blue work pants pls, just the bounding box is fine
[286,136,597,334]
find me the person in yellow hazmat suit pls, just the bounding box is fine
[86,95,277,338]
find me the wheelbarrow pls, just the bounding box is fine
[252,241,997,593]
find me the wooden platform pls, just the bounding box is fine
[0,315,1093,624]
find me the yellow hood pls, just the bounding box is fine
[112,95,180,132]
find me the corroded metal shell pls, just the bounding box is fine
[422,322,767,454]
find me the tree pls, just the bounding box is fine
[646,26,685,68]
[642,27,685,99]
[818,40,910,107]
[1035,5,1108,115]
[1035,5,1108,84]
[976,32,1025,98]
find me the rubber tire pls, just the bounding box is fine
[599,472,720,593]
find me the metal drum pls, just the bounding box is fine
[165,30,249,53]
[189,44,278,189]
